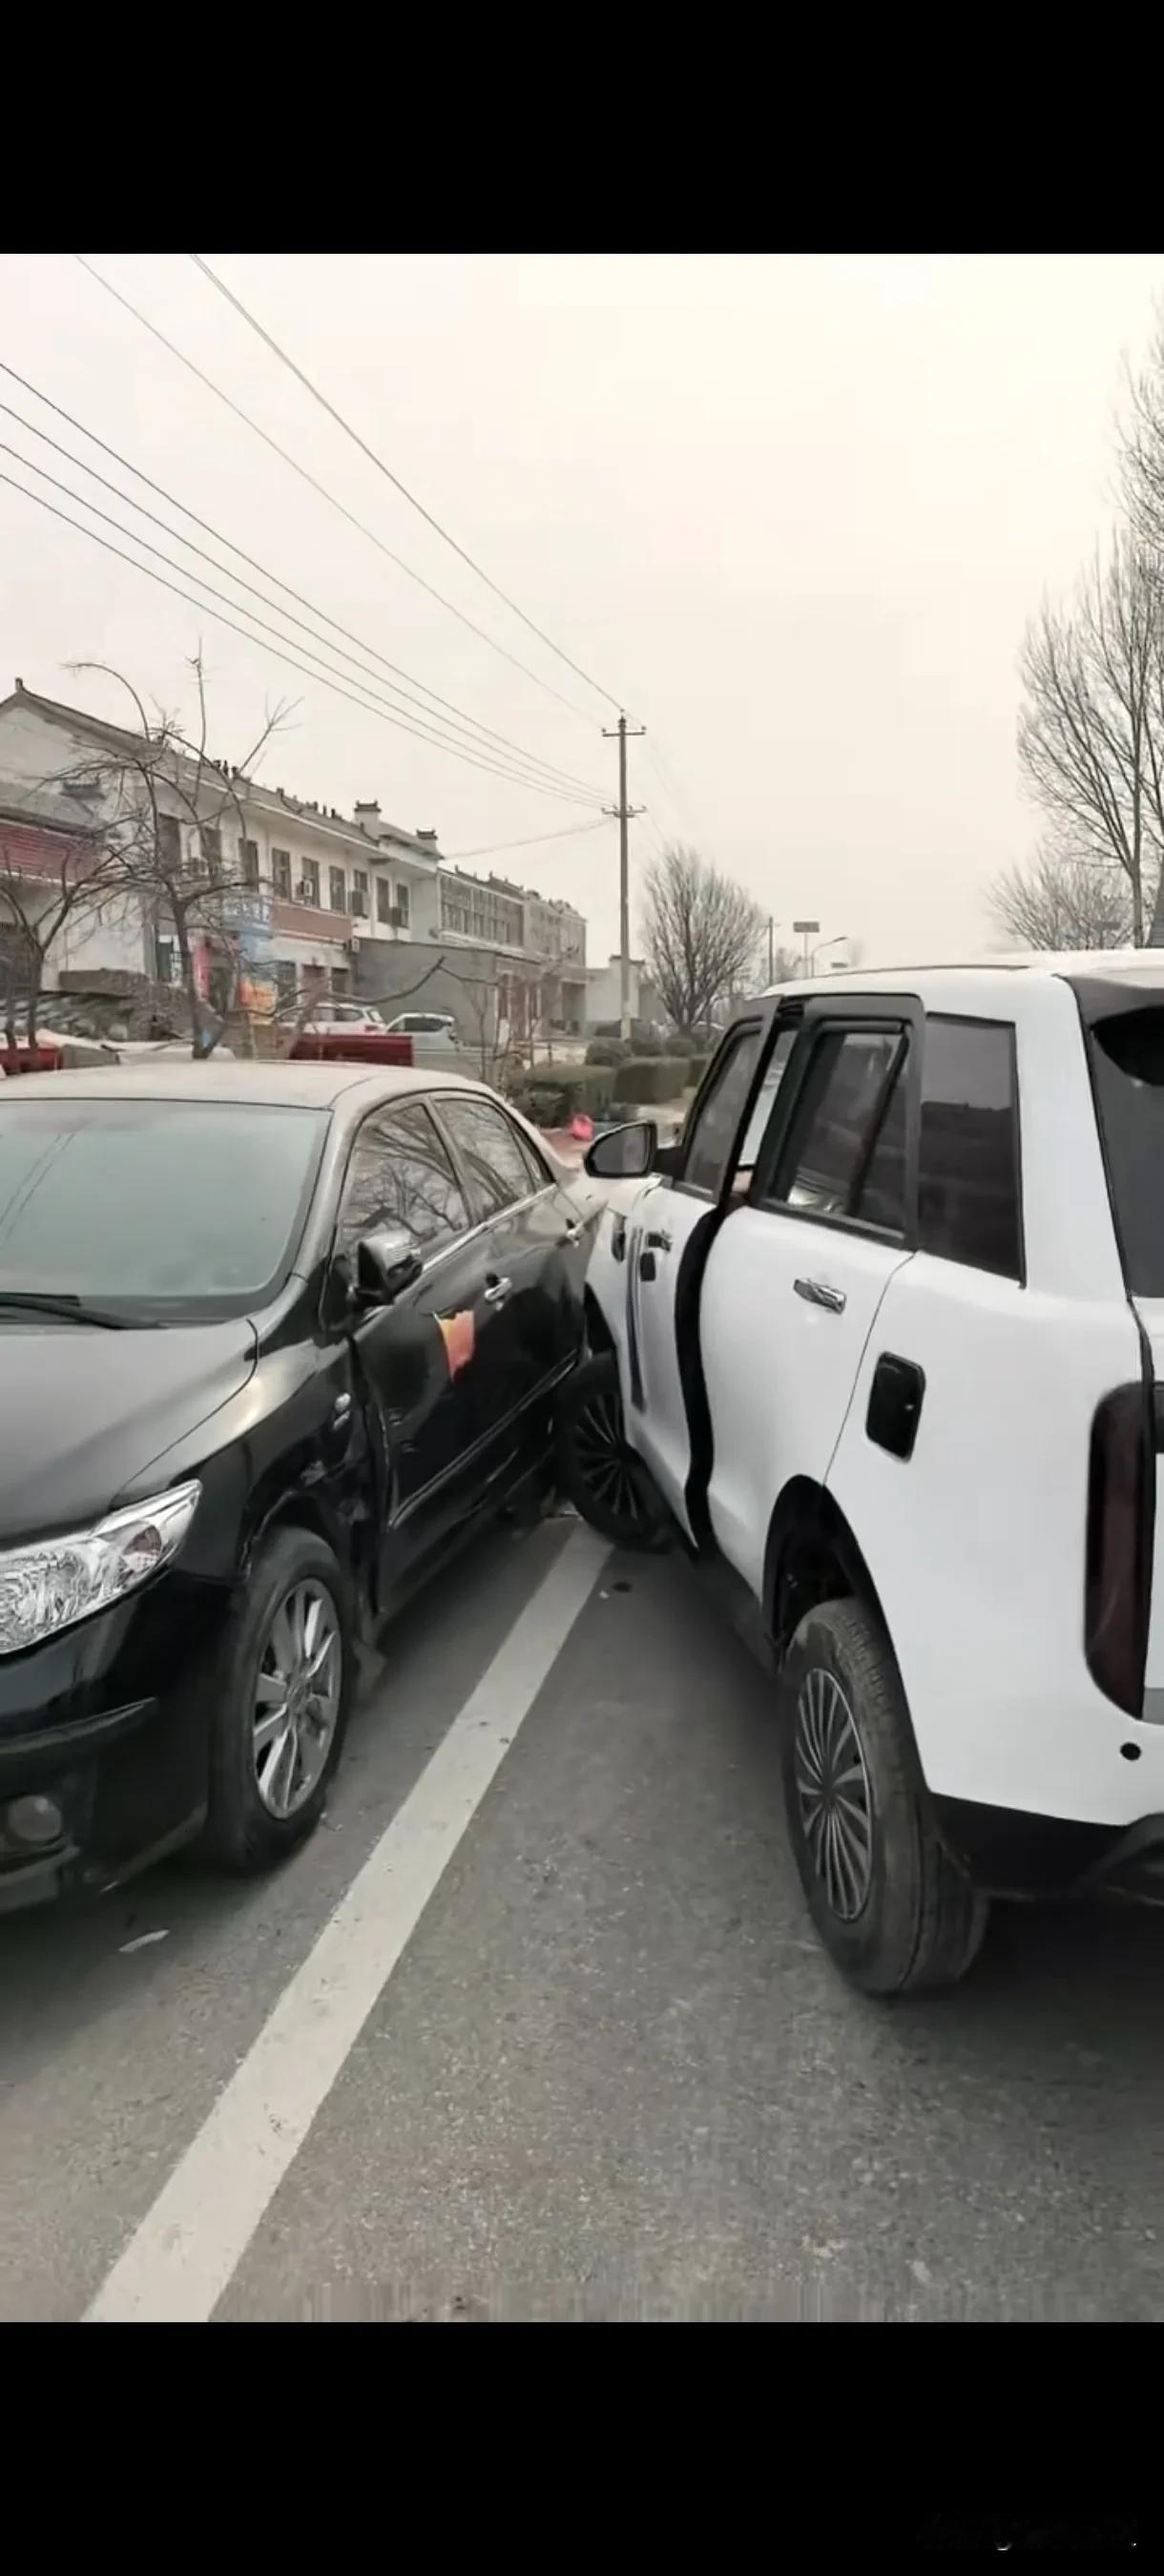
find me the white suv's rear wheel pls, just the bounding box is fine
[779,1596,988,1995]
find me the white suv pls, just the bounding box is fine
[559,955,1164,1994]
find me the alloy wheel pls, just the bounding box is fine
[253,1579,343,1818]
[793,1667,874,1922]
[572,1382,654,1529]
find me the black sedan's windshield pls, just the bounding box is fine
[0,1097,328,1315]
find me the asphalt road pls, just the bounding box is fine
[2,1508,1163,2322]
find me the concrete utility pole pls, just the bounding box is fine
[603,713,645,1041]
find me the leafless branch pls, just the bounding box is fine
[987,841,1136,950]
[1017,534,1164,945]
[640,844,763,1033]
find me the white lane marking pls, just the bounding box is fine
[86,1526,610,2324]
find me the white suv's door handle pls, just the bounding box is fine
[794,1277,846,1314]
[645,1227,672,1252]
[483,1275,512,1304]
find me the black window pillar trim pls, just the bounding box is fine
[748,991,925,1247]
[670,999,784,1206]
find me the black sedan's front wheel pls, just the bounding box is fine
[556,1353,671,1549]
[202,1525,353,1873]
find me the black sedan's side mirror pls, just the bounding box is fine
[354,1224,424,1306]
[584,1120,658,1180]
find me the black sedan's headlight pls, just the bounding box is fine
[0,1481,201,1657]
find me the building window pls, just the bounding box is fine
[352,869,368,918]
[272,848,292,898]
[377,876,392,924]
[329,866,346,912]
[156,814,181,869]
[201,824,222,879]
[395,883,409,928]
[332,967,351,997]
[274,960,297,1007]
[299,859,320,905]
[239,838,260,886]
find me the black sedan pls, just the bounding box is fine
[0,1063,598,1912]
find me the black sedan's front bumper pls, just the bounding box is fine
[0,1574,234,1912]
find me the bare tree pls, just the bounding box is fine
[0,820,133,1061]
[1120,305,1164,558]
[57,654,293,1057]
[444,958,536,1088]
[987,842,1135,950]
[641,844,763,1035]
[1018,536,1164,945]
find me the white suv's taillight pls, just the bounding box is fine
[1085,1385,1153,1715]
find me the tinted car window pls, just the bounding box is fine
[682,1027,764,1195]
[777,1029,899,1215]
[440,1095,543,1217]
[1084,1006,1164,1296]
[0,1098,326,1311]
[338,1101,468,1256]
[853,1052,908,1232]
[738,1028,797,1171]
[918,1016,1021,1280]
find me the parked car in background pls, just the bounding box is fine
[385,1011,459,1050]
[560,953,1164,1998]
[276,1001,389,1039]
[0,1062,596,1914]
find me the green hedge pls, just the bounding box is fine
[584,1037,627,1067]
[619,1055,689,1104]
[515,1066,615,1127]
[684,1053,709,1089]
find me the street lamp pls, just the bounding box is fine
[810,934,848,973]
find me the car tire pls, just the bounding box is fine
[779,1595,988,1996]
[556,1353,671,1550]
[201,1526,353,1875]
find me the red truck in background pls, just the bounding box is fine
[287,1028,412,1066]
[280,1001,414,1069]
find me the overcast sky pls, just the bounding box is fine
[2,251,1162,967]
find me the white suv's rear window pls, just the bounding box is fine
[1089,1008,1164,1295]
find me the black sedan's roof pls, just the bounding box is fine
[0,1062,493,1122]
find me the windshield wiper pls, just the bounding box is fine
[0,1291,132,1331]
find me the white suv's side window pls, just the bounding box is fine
[680,1025,764,1196]
[738,1028,797,1174]
[774,1028,902,1218]
[918,1016,1022,1280]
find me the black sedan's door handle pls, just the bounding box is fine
[794,1277,846,1314]
[483,1274,512,1305]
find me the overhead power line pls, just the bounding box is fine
[0,467,606,810]
[74,253,597,729]
[445,819,610,862]
[0,374,605,806]
[0,438,607,810]
[189,252,628,722]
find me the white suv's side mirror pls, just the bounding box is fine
[585,1121,657,1179]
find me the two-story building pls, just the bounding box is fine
[0,684,445,1024]
[434,865,588,1037]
